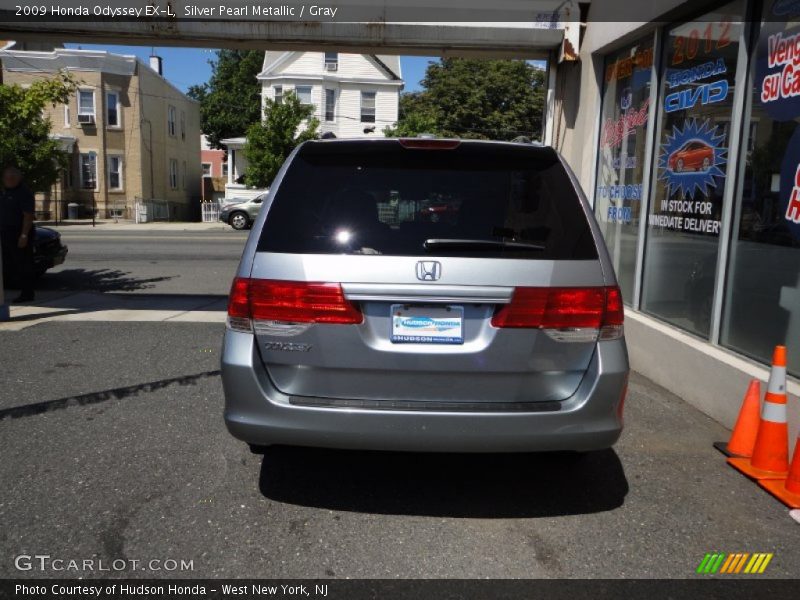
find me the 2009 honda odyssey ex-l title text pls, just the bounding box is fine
[221,138,629,453]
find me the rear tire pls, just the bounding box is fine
[248,444,270,455]
[230,211,249,230]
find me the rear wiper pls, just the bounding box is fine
[423,238,546,251]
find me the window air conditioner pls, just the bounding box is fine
[325,63,338,72]
[78,114,95,125]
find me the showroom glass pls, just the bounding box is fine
[641,2,743,338]
[721,0,800,377]
[594,36,654,303]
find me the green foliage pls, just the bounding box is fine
[0,71,78,191]
[385,58,546,141]
[187,50,263,149]
[383,93,438,137]
[243,92,319,188]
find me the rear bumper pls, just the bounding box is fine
[221,331,629,453]
[34,244,68,270]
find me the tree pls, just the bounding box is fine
[187,50,263,149]
[243,92,319,188]
[0,71,78,191]
[383,92,439,138]
[385,58,546,141]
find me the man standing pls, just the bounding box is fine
[0,166,36,303]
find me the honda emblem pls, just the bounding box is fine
[415,261,442,281]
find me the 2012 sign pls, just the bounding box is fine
[671,22,732,66]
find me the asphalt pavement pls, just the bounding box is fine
[34,224,249,296]
[0,227,798,579]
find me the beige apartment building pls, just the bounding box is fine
[0,46,201,220]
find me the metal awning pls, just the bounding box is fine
[0,0,579,60]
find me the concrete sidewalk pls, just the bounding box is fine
[0,289,226,331]
[36,219,236,232]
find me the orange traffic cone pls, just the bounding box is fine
[728,346,789,480]
[714,379,761,458]
[760,431,800,508]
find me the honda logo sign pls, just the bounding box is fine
[415,261,442,281]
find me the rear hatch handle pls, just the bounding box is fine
[341,283,514,305]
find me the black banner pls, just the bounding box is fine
[2,580,800,600]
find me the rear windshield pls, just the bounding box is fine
[257,142,598,259]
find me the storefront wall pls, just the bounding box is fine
[587,0,800,378]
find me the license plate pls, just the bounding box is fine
[390,304,464,344]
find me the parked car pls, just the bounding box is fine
[2,226,68,287]
[668,140,714,172]
[220,194,266,230]
[221,138,628,453]
[33,226,68,277]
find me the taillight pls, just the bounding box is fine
[599,286,624,340]
[226,278,363,332]
[491,286,624,341]
[227,277,252,332]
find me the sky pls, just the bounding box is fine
[64,44,438,93]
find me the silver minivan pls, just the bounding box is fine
[221,138,629,453]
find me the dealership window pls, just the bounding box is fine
[361,91,376,123]
[274,85,283,105]
[108,156,123,191]
[80,153,97,190]
[168,105,177,136]
[295,86,313,106]
[720,0,800,376]
[169,158,178,190]
[594,36,655,303]
[325,88,336,122]
[640,2,744,338]
[106,91,120,128]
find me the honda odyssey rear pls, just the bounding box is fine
[221,138,629,452]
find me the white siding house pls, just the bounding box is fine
[259,51,403,138]
[221,51,402,198]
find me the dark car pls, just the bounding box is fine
[1,226,68,287]
[33,226,68,276]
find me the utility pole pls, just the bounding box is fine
[0,54,8,320]
[0,246,8,321]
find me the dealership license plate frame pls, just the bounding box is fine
[390,304,465,345]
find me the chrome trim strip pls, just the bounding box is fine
[342,283,514,304]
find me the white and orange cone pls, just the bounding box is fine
[728,346,789,480]
[760,430,800,509]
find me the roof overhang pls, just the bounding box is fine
[0,47,137,75]
[50,134,77,152]
[221,137,247,149]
